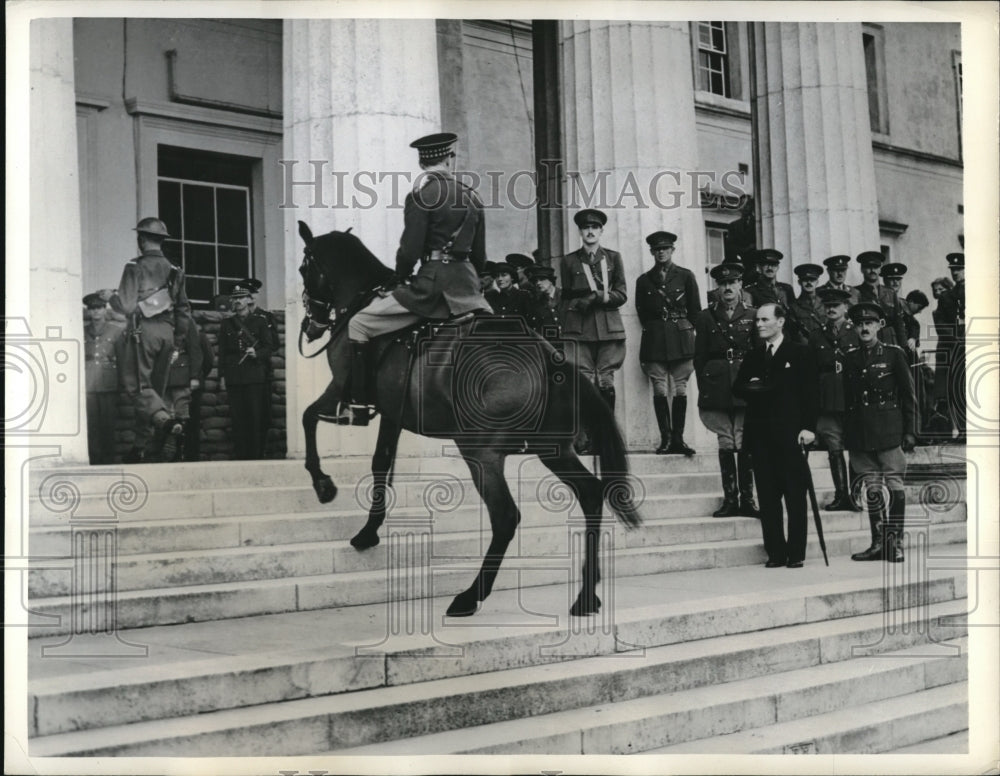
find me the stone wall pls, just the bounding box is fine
[96,310,287,463]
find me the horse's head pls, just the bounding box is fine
[297,220,394,327]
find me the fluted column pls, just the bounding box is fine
[561,20,707,451]
[753,22,880,278]
[282,20,441,457]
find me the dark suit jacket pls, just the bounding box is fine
[733,338,819,449]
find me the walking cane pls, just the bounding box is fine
[800,444,830,566]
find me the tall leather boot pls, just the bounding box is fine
[736,450,759,517]
[713,450,740,517]
[350,342,373,426]
[653,396,671,454]
[824,451,854,510]
[667,396,696,456]
[600,386,616,413]
[846,460,864,512]
[851,499,886,560]
[886,489,906,562]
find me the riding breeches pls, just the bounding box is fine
[348,295,422,343]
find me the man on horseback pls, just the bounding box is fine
[344,132,491,425]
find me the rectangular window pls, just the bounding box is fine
[706,225,728,276]
[862,26,889,135]
[697,22,730,98]
[953,50,963,157]
[157,146,254,308]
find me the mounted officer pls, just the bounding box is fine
[635,230,700,455]
[843,301,916,563]
[346,132,491,426]
[809,287,862,511]
[112,217,190,463]
[853,251,907,347]
[694,260,759,517]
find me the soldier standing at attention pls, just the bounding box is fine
[240,278,280,456]
[694,260,759,517]
[880,262,908,295]
[559,208,628,454]
[853,251,907,347]
[818,254,860,307]
[185,322,215,461]
[635,230,700,456]
[112,217,190,464]
[745,249,795,310]
[789,263,826,344]
[220,283,275,460]
[809,288,862,511]
[526,265,564,342]
[843,302,916,563]
[83,291,125,464]
[347,132,491,426]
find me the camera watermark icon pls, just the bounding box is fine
[3,318,80,436]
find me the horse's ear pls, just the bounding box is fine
[298,220,313,244]
[345,227,353,234]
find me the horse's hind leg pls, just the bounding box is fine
[538,449,605,616]
[303,381,342,504]
[350,418,401,550]
[447,447,519,617]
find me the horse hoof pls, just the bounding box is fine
[313,476,337,504]
[570,593,601,617]
[350,530,380,550]
[446,592,480,617]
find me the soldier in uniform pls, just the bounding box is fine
[185,323,215,461]
[880,262,907,295]
[240,277,280,455]
[485,262,530,320]
[903,289,934,441]
[83,291,125,464]
[558,208,628,431]
[694,261,759,517]
[745,249,795,311]
[635,230,700,455]
[220,283,275,459]
[158,312,204,462]
[347,132,491,426]
[788,263,826,344]
[929,275,956,438]
[809,288,862,511]
[843,302,917,563]
[945,252,966,443]
[707,255,754,308]
[526,265,564,342]
[853,251,907,347]
[111,217,190,464]
[817,254,860,307]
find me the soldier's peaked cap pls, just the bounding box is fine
[529,265,557,282]
[646,231,677,248]
[83,291,109,307]
[756,249,784,264]
[228,281,253,298]
[710,262,744,282]
[946,252,965,268]
[818,287,852,305]
[856,251,885,266]
[823,254,852,269]
[849,301,884,322]
[879,262,908,278]
[793,263,824,279]
[238,278,263,293]
[410,132,458,163]
[573,209,607,228]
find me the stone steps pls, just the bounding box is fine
[28,612,968,756]
[887,728,969,754]
[27,569,966,738]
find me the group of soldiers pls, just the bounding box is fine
[82,217,279,464]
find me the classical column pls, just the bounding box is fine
[282,20,441,457]
[20,19,88,463]
[560,20,708,451]
[752,22,880,277]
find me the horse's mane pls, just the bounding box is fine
[312,229,395,286]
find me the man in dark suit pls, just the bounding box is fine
[635,230,701,455]
[734,303,819,568]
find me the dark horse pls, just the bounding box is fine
[297,221,641,617]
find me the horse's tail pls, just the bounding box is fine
[576,371,643,528]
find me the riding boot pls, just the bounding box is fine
[713,450,740,517]
[736,449,759,517]
[846,460,864,512]
[667,396,696,456]
[851,500,886,561]
[599,386,616,413]
[653,396,671,454]
[886,489,906,563]
[349,342,373,427]
[824,451,854,511]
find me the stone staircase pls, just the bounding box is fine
[24,445,970,756]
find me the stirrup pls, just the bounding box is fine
[349,403,376,427]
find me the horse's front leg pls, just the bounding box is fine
[303,383,340,504]
[351,417,402,550]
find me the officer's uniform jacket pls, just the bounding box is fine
[808,320,861,412]
[816,281,859,307]
[790,293,826,343]
[707,286,754,308]
[220,314,275,386]
[391,171,488,319]
[527,288,565,340]
[485,286,531,319]
[746,279,794,310]
[693,301,757,410]
[635,263,701,362]
[251,307,281,356]
[953,281,966,343]
[842,342,916,452]
[115,248,190,322]
[84,320,125,393]
[165,314,205,388]
[852,283,907,347]
[558,247,627,341]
